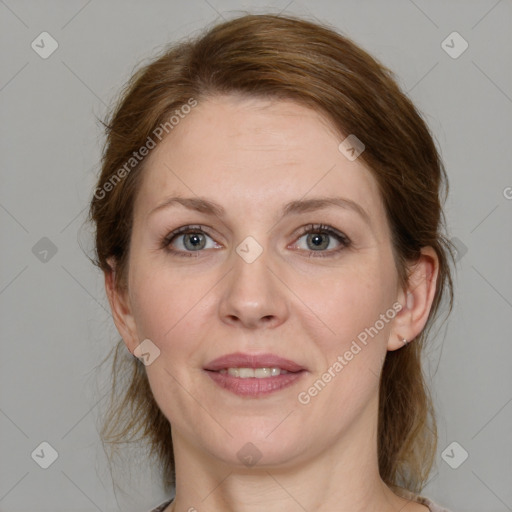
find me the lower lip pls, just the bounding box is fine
[204,370,306,397]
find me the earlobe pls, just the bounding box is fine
[388,247,439,351]
[104,258,139,354]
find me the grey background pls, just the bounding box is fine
[1,0,511,511]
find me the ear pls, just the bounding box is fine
[388,246,439,351]
[104,257,140,354]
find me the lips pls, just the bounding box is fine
[204,352,306,373]
[203,352,307,397]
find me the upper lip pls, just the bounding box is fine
[204,352,306,372]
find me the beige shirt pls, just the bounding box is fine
[406,494,454,512]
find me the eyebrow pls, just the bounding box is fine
[148,195,371,226]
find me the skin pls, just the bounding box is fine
[105,94,438,512]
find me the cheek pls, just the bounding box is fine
[296,284,392,428]
[304,257,397,407]
[131,271,213,426]
[130,265,209,343]
[293,257,396,348]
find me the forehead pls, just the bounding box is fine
[134,95,386,231]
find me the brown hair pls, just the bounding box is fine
[88,13,455,495]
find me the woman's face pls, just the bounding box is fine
[115,94,409,468]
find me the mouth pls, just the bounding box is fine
[203,352,307,397]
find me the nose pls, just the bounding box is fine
[218,245,289,330]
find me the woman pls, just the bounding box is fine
[89,13,455,512]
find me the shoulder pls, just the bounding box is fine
[146,498,174,512]
[417,496,454,512]
[398,489,454,512]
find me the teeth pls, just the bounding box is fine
[219,367,290,378]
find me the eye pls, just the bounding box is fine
[160,223,351,258]
[292,224,351,257]
[161,225,220,257]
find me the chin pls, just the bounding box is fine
[204,427,307,470]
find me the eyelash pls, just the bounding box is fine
[160,223,351,258]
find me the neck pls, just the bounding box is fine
[167,395,412,512]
